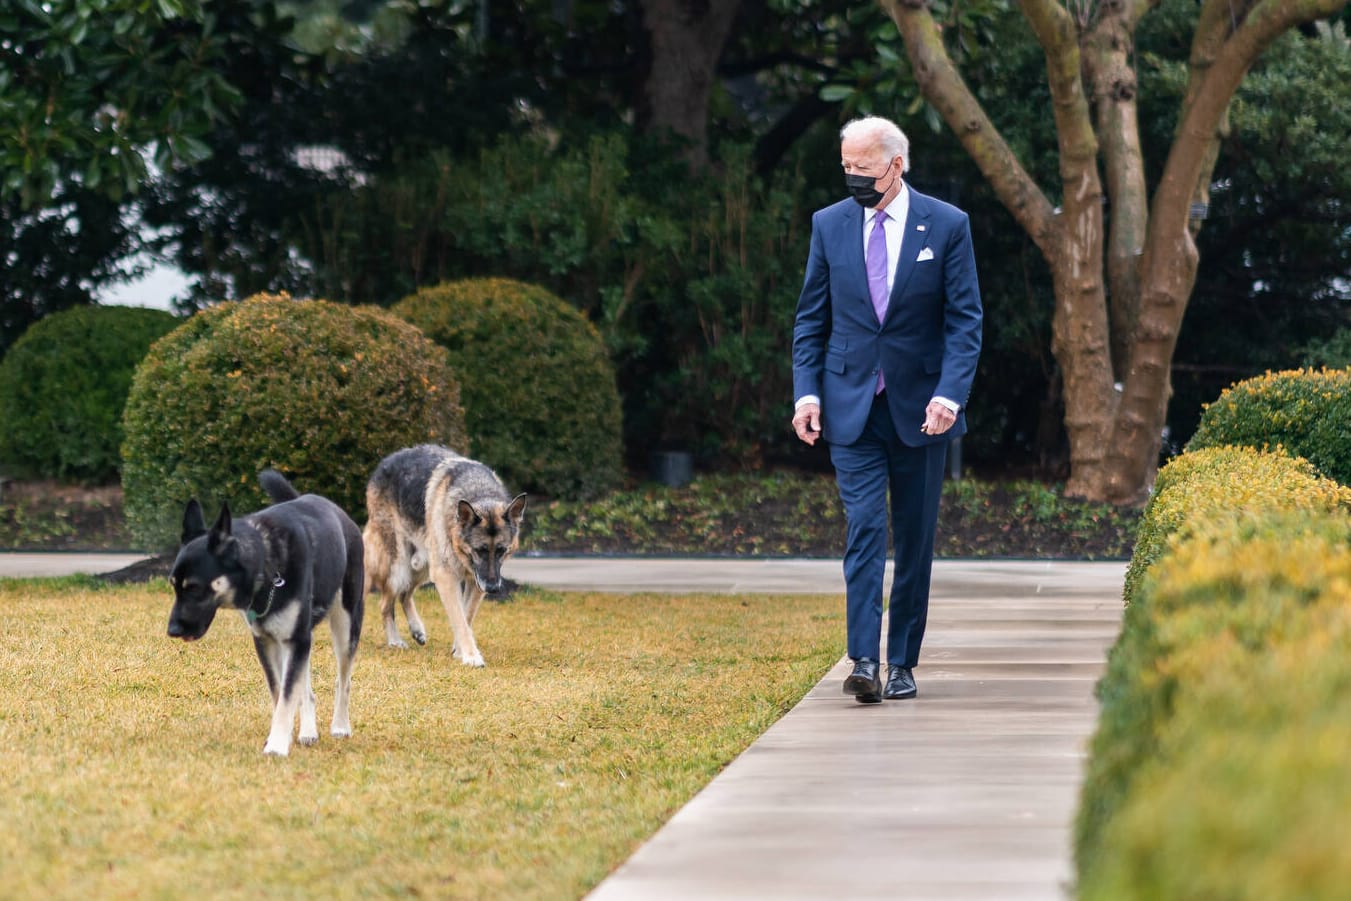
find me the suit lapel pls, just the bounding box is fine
[836,201,869,307]
[886,187,932,320]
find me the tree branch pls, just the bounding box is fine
[1111,0,1350,502]
[879,0,1055,249]
[1154,0,1349,257]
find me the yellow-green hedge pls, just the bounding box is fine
[1084,603,1351,899]
[1123,445,1351,605]
[1076,440,1351,898]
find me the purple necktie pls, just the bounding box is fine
[867,209,889,392]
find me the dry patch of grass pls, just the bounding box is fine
[0,576,843,899]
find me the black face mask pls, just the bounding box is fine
[845,173,885,207]
[844,161,898,207]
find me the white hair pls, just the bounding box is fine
[840,117,911,173]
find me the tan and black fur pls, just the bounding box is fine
[363,445,525,666]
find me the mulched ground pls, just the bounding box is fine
[2,477,1137,585]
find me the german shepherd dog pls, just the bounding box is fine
[167,470,364,756]
[363,445,526,666]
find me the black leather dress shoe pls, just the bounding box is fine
[843,659,883,704]
[884,665,917,700]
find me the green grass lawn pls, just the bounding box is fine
[0,576,843,899]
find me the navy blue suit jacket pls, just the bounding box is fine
[792,187,983,447]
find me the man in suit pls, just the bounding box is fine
[792,116,982,704]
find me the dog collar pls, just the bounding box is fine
[247,573,286,624]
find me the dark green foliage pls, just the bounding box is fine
[121,294,467,551]
[1301,327,1351,369]
[0,305,178,483]
[524,472,1138,559]
[0,0,275,208]
[0,190,140,359]
[1186,368,1351,486]
[1143,24,1351,445]
[0,2,296,347]
[300,133,810,470]
[392,278,623,500]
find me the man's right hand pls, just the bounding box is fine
[792,403,822,446]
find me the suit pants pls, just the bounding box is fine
[828,390,948,667]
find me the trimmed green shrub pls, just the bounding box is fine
[1077,510,1351,886]
[1079,526,1351,899]
[392,278,623,500]
[0,304,179,483]
[122,294,466,551]
[1085,620,1351,900]
[1187,367,1351,485]
[1124,445,1351,605]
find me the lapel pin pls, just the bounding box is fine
[917,225,927,231]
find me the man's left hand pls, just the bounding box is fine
[920,401,957,436]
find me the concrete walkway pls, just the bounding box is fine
[1,553,1125,900]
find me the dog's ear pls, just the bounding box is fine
[506,493,527,527]
[181,499,208,544]
[456,499,479,529]
[207,502,237,557]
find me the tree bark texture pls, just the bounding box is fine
[881,0,1349,504]
[639,0,743,168]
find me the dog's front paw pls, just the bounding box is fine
[331,726,351,739]
[298,733,319,746]
[411,628,428,646]
[262,741,291,757]
[459,650,485,668]
[386,636,409,650]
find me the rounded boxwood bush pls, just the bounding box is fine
[1187,367,1351,486]
[122,293,467,551]
[391,278,623,499]
[0,304,179,483]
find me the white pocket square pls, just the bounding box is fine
[916,247,934,262]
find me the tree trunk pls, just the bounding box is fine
[881,0,1349,504]
[639,0,743,168]
[1083,0,1153,383]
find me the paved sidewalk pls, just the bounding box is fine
[580,559,1125,901]
[1,553,1124,900]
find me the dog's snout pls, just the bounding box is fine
[167,606,214,641]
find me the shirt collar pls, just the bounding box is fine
[868,182,908,226]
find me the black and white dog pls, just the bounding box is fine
[167,470,365,756]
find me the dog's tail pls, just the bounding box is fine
[259,469,301,504]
